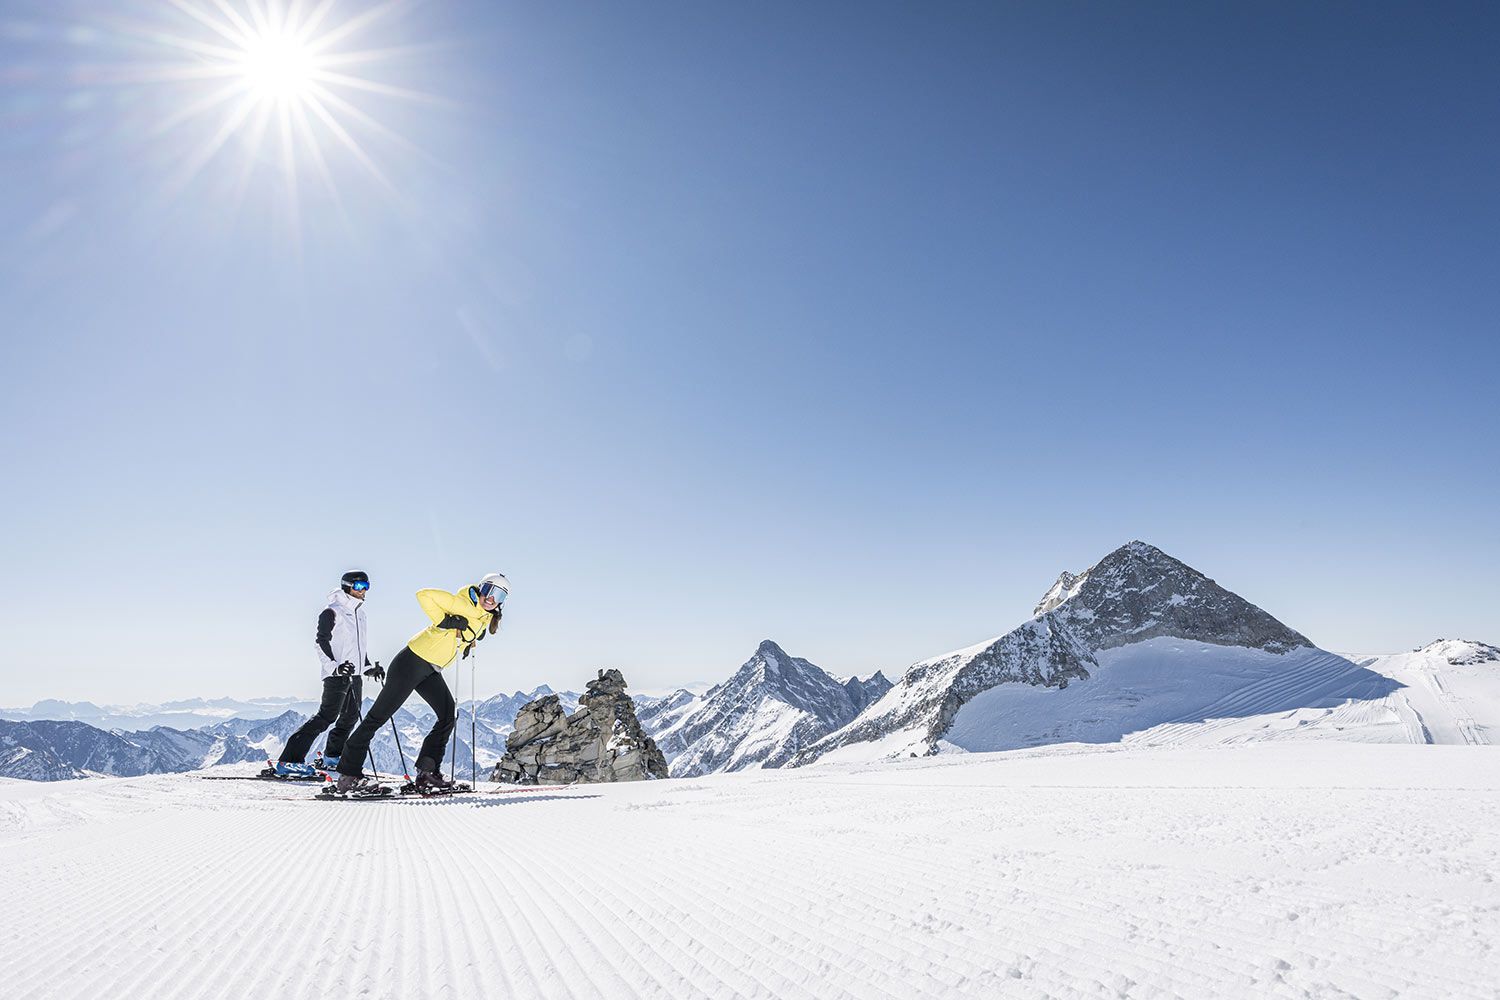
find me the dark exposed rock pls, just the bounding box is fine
[492,669,667,785]
[1044,541,1311,654]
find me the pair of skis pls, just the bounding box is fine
[316,779,475,801]
[310,785,567,803]
[199,759,406,784]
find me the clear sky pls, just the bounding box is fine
[1,1,1496,707]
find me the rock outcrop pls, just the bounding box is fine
[492,669,667,785]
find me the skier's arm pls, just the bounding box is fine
[315,609,336,662]
[415,588,462,625]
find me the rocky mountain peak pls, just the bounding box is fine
[726,641,854,716]
[1033,571,1084,616]
[1039,540,1311,653]
[642,642,883,776]
[843,672,893,714]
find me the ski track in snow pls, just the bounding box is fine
[3,745,1499,1000]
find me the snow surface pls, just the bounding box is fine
[3,743,1498,999]
[944,638,1400,751]
[1341,642,1500,745]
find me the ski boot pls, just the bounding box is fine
[403,758,471,797]
[268,760,321,780]
[320,774,392,799]
[312,753,341,772]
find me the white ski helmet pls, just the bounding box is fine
[477,572,510,605]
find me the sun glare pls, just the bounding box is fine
[98,0,436,234]
[239,31,317,101]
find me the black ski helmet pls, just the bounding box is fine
[341,570,370,595]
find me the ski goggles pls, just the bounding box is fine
[349,580,370,592]
[478,581,508,604]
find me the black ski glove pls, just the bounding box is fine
[438,614,468,631]
[334,661,356,677]
[462,641,474,660]
[363,663,385,682]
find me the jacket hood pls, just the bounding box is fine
[328,588,365,610]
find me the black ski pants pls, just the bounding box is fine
[280,675,363,763]
[338,645,455,777]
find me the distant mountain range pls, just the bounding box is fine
[0,685,581,782]
[0,696,323,732]
[6,541,1496,782]
[0,720,269,781]
[637,541,1496,770]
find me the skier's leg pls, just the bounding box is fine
[324,676,363,759]
[279,677,347,763]
[412,670,456,772]
[338,649,422,777]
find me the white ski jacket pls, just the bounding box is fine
[315,589,369,680]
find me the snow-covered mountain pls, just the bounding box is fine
[0,719,267,780]
[0,696,320,731]
[796,540,1379,764]
[0,744,86,781]
[640,640,891,777]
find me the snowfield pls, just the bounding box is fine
[4,743,1499,999]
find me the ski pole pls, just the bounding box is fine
[470,639,478,787]
[450,669,458,781]
[355,686,379,779]
[378,675,410,779]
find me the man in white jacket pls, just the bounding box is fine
[273,571,386,778]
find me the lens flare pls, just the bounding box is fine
[57,0,442,241]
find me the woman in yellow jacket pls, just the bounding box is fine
[335,573,509,795]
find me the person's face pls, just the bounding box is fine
[347,584,368,601]
[479,593,498,612]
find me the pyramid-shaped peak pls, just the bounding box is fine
[1124,539,1166,556]
[1103,539,1179,566]
[745,639,795,677]
[1037,540,1310,654]
[1034,541,1184,617]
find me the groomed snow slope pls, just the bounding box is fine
[1343,642,1499,745]
[943,638,1403,752]
[4,744,1499,999]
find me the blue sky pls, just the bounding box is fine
[1,1,1496,706]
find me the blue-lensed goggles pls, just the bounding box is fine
[478,581,508,603]
[350,580,370,592]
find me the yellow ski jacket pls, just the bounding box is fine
[407,587,495,669]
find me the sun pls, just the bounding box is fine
[238,29,318,102]
[96,0,437,229]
